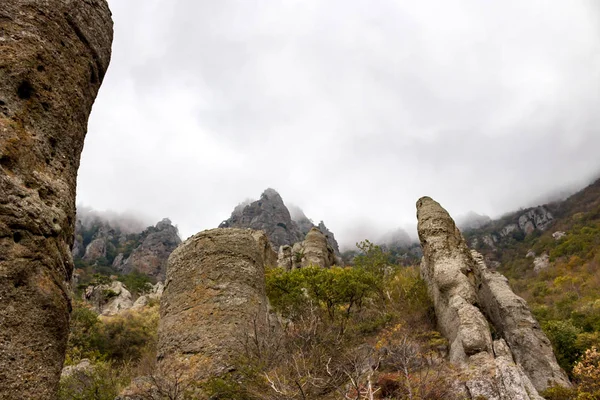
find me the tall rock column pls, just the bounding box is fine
[417,197,569,397]
[158,228,277,380]
[0,1,113,398]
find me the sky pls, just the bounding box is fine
[78,0,600,248]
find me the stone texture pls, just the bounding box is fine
[301,227,338,268]
[131,282,164,311]
[517,207,553,234]
[552,231,567,240]
[472,251,570,390]
[0,1,113,398]
[83,237,106,261]
[84,280,133,316]
[157,228,276,380]
[120,218,181,280]
[533,253,550,273]
[416,197,569,397]
[277,227,338,269]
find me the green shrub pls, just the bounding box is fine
[118,270,154,295]
[58,360,131,400]
[543,320,582,373]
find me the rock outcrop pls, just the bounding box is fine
[220,188,341,255]
[83,280,133,316]
[518,207,553,234]
[0,1,113,398]
[277,227,339,269]
[157,228,277,381]
[72,214,181,280]
[416,197,569,397]
[118,218,181,280]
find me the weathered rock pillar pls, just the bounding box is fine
[0,1,113,398]
[416,196,569,397]
[158,228,277,380]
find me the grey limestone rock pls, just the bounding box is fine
[220,188,341,256]
[83,280,133,316]
[0,1,113,398]
[533,253,550,273]
[416,197,569,397]
[517,207,553,234]
[277,227,338,269]
[157,228,277,381]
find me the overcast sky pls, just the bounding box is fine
[78,0,600,248]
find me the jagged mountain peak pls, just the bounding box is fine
[219,188,340,254]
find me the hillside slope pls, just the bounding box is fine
[465,177,600,376]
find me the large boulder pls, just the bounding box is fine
[416,197,569,396]
[157,228,277,380]
[0,1,113,398]
[83,280,134,316]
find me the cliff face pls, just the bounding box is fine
[117,218,181,280]
[220,188,305,248]
[157,228,276,381]
[73,215,181,280]
[0,1,113,398]
[416,197,570,397]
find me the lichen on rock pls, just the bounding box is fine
[0,1,113,398]
[157,228,277,381]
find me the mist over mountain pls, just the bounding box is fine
[76,206,152,235]
[219,188,341,255]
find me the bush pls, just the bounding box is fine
[573,347,600,399]
[66,302,158,364]
[118,270,154,295]
[58,360,131,400]
[543,320,582,374]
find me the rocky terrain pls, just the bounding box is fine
[220,188,341,255]
[72,212,181,280]
[417,197,569,397]
[0,1,113,398]
[55,178,600,399]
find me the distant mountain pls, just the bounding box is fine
[72,209,181,281]
[219,188,340,255]
[455,211,492,230]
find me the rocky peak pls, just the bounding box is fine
[317,221,340,255]
[417,196,570,397]
[118,218,181,280]
[73,213,181,280]
[219,188,304,249]
[220,189,341,255]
